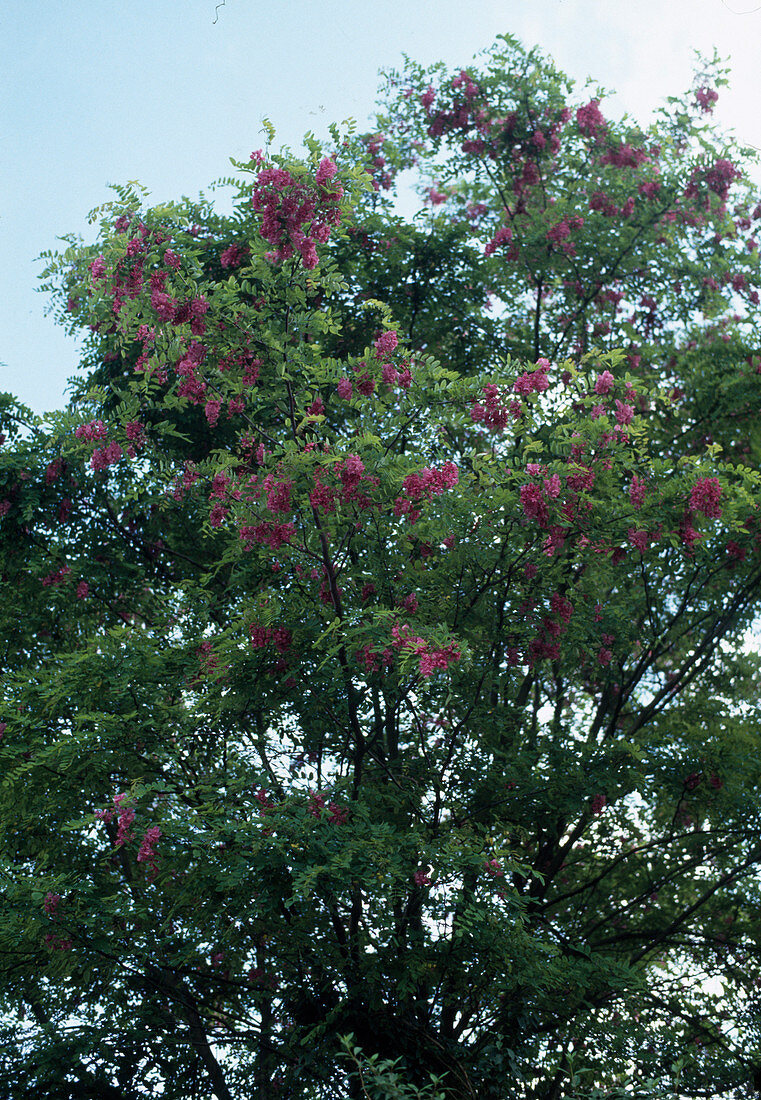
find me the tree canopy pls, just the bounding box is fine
[3,33,761,1100]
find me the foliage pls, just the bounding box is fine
[3,34,761,1100]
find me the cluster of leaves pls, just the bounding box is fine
[2,34,761,1100]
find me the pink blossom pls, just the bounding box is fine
[414,870,431,887]
[470,384,512,431]
[114,797,135,848]
[418,643,460,678]
[546,216,583,249]
[543,474,561,499]
[696,86,718,112]
[590,794,607,815]
[355,370,376,396]
[420,86,436,111]
[337,377,353,400]
[204,400,222,427]
[401,462,459,500]
[594,370,615,395]
[265,477,293,514]
[43,892,61,916]
[219,244,245,269]
[628,528,649,554]
[576,99,606,136]
[520,483,549,527]
[327,802,348,825]
[513,366,550,396]
[614,400,634,426]
[151,290,177,322]
[239,521,295,550]
[484,225,513,257]
[75,420,108,442]
[89,440,122,472]
[727,540,746,562]
[374,330,398,359]
[706,158,739,200]
[551,593,574,623]
[382,362,398,386]
[689,477,722,518]
[629,475,646,510]
[137,826,162,865]
[315,158,338,185]
[125,421,146,447]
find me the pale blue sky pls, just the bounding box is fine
[4,0,761,413]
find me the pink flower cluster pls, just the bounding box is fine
[374,330,399,358]
[310,454,377,515]
[520,466,564,528]
[470,384,521,431]
[357,643,394,673]
[97,794,137,848]
[514,359,551,396]
[590,794,607,815]
[401,462,459,500]
[394,462,458,524]
[526,590,575,665]
[169,461,200,504]
[252,159,343,269]
[546,216,584,254]
[249,624,293,653]
[695,86,719,113]
[628,528,649,555]
[114,794,135,847]
[219,243,246,269]
[308,791,348,825]
[264,476,293,514]
[239,520,296,550]
[41,565,71,588]
[43,892,61,916]
[484,225,514,258]
[629,475,646,510]
[362,133,393,191]
[390,622,461,679]
[125,421,146,448]
[137,826,162,867]
[600,143,649,169]
[576,99,606,137]
[686,159,740,206]
[75,420,108,442]
[91,441,124,472]
[594,370,615,395]
[689,477,722,518]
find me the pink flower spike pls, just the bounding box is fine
[594,370,615,395]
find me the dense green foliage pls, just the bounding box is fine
[3,34,761,1099]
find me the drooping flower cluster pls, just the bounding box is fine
[690,477,723,518]
[136,826,162,873]
[252,158,343,269]
[390,622,461,678]
[513,359,551,396]
[470,384,521,431]
[249,624,293,653]
[394,462,459,523]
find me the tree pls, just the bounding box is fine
[3,33,761,1100]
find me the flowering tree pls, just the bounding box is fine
[3,34,761,1100]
